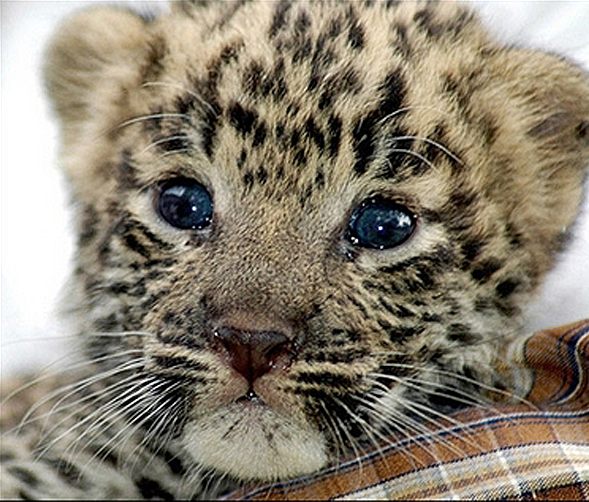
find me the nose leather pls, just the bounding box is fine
[213,326,291,383]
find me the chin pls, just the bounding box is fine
[182,401,328,481]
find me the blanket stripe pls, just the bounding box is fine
[228,320,589,500]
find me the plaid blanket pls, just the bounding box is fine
[229,319,589,500]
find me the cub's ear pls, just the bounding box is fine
[503,50,589,154]
[44,7,149,130]
[488,49,589,243]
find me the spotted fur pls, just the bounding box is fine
[2,1,589,499]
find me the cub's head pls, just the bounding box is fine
[45,1,589,482]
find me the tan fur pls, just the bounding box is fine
[2,1,589,498]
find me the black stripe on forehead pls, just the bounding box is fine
[352,70,406,176]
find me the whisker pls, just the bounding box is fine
[354,393,438,470]
[79,380,180,474]
[365,377,482,457]
[35,376,157,461]
[142,81,217,115]
[1,349,145,408]
[13,359,146,435]
[385,148,438,172]
[375,361,536,408]
[390,134,464,166]
[316,399,348,465]
[1,333,80,347]
[137,136,192,157]
[110,112,187,135]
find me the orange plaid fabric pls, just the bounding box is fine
[228,319,589,500]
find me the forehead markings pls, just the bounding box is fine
[140,2,477,206]
[352,70,406,177]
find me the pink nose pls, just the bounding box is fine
[213,327,292,383]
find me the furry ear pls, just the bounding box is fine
[44,7,149,131]
[504,50,589,153]
[489,49,589,242]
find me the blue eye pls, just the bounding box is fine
[158,179,213,229]
[347,198,416,250]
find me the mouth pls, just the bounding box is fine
[235,389,265,405]
[183,391,328,481]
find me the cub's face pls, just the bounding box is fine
[45,1,589,481]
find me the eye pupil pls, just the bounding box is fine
[158,180,213,229]
[348,198,415,250]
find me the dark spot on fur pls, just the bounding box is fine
[228,102,258,135]
[43,459,90,490]
[253,122,268,148]
[296,371,357,387]
[392,23,411,57]
[163,312,183,326]
[295,11,311,33]
[415,5,472,39]
[242,60,264,97]
[142,35,167,83]
[7,467,39,488]
[79,205,100,246]
[327,115,342,158]
[495,278,520,298]
[293,37,313,65]
[95,313,119,332]
[315,169,325,189]
[200,102,222,159]
[136,477,174,501]
[426,386,468,412]
[294,148,307,167]
[0,452,15,462]
[237,149,247,169]
[352,70,406,175]
[158,133,192,153]
[299,183,313,207]
[528,112,569,139]
[305,117,325,150]
[319,66,360,110]
[578,121,589,141]
[446,323,478,343]
[326,17,343,38]
[269,1,292,38]
[256,166,268,185]
[117,150,140,189]
[243,171,255,190]
[346,6,365,50]
[471,259,503,284]
[106,282,129,295]
[162,450,186,476]
[505,222,524,248]
[152,355,210,374]
[389,325,424,340]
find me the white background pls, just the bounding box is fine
[2,1,589,376]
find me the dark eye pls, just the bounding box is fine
[347,197,416,249]
[158,179,213,229]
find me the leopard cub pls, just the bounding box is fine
[2,1,589,499]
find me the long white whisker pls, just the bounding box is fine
[390,134,464,165]
[1,349,145,408]
[14,359,146,435]
[35,376,156,460]
[142,81,217,115]
[137,135,191,157]
[354,393,436,470]
[80,380,180,474]
[374,361,535,408]
[385,148,438,172]
[111,113,187,134]
[364,378,482,457]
